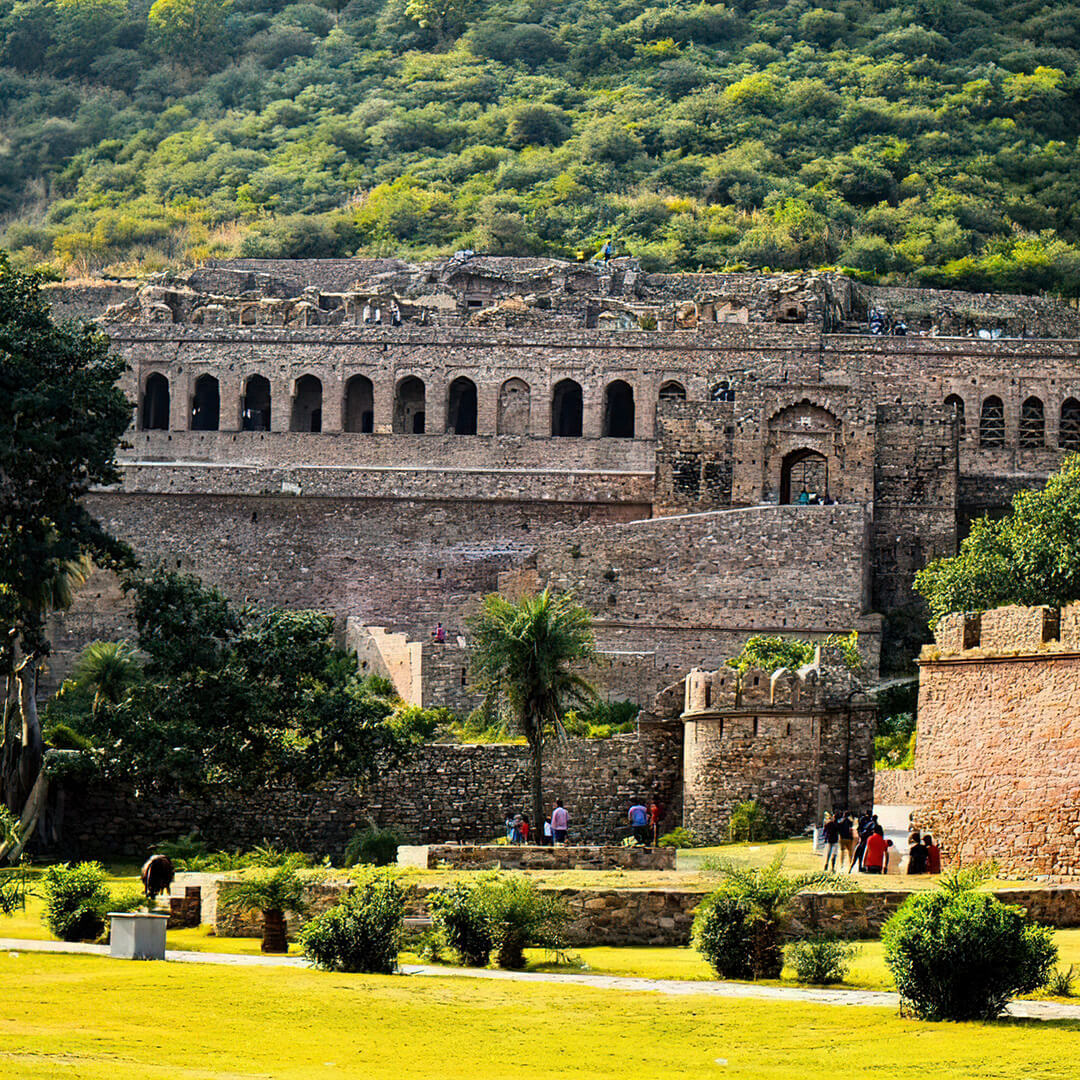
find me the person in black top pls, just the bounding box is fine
[907,830,928,874]
[822,813,841,872]
[837,812,855,870]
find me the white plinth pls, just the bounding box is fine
[109,912,168,960]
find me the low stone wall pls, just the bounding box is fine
[409,845,676,871]
[202,876,1080,946]
[873,769,918,805]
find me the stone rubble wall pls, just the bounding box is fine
[873,769,918,806]
[413,845,676,871]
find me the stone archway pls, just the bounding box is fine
[780,448,829,504]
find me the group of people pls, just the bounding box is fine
[820,810,942,876]
[502,797,663,846]
[361,299,402,326]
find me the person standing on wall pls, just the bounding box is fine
[551,799,569,845]
[628,800,649,845]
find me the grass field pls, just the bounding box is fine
[0,951,1077,1080]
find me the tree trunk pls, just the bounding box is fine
[530,733,543,846]
[0,655,46,865]
[262,908,288,953]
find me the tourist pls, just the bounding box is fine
[822,812,840,872]
[511,813,524,843]
[362,302,372,324]
[797,489,810,505]
[924,834,942,874]
[862,825,888,875]
[390,301,401,326]
[505,813,516,842]
[628,800,649,844]
[907,831,928,874]
[432,622,446,643]
[374,305,382,325]
[519,814,530,843]
[543,817,554,846]
[552,799,569,844]
[648,798,663,845]
[838,811,855,868]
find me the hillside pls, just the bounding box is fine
[3,0,1080,290]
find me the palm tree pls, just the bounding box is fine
[226,865,309,953]
[468,589,595,839]
[73,640,142,712]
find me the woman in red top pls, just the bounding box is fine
[648,800,662,845]
[519,815,530,843]
[862,826,889,874]
[923,835,942,874]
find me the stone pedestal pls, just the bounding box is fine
[109,913,168,960]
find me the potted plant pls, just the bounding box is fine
[225,864,309,953]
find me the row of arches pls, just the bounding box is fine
[945,394,1080,451]
[141,373,689,437]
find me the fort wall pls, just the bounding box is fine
[916,604,1080,877]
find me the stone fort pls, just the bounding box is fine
[41,256,1080,846]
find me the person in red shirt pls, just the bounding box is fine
[862,826,888,874]
[648,799,662,845]
[519,814,530,843]
[924,834,942,874]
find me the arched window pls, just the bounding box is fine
[447,376,478,435]
[191,375,219,431]
[979,396,1005,448]
[659,381,686,401]
[603,380,635,438]
[344,375,374,433]
[1061,398,1080,451]
[497,378,530,435]
[780,448,829,505]
[242,375,271,432]
[1019,396,1045,448]
[710,381,734,402]
[290,375,322,432]
[551,379,583,437]
[944,394,965,439]
[141,373,169,430]
[394,376,426,434]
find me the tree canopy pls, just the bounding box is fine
[3,0,1080,288]
[915,454,1080,626]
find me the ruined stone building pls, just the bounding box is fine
[39,256,1080,843]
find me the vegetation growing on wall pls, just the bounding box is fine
[3,0,1080,288]
[726,631,860,673]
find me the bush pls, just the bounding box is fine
[430,874,568,969]
[882,882,1057,1020]
[41,862,114,941]
[1046,965,1076,998]
[657,826,697,848]
[343,827,401,868]
[299,872,405,974]
[224,865,309,953]
[693,853,854,980]
[786,937,858,984]
[727,799,771,842]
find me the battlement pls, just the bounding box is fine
[682,656,825,715]
[930,603,1080,658]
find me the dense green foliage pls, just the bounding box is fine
[4,0,1080,287]
[693,852,852,979]
[786,936,857,984]
[915,455,1080,627]
[44,569,407,790]
[725,631,860,673]
[882,871,1057,1020]
[874,709,915,768]
[726,798,772,842]
[343,825,401,866]
[299,871,405,973]
[430,872,568,968]
[40,861,142,940]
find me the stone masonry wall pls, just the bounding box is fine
[917,604,1080,877]
[59,725,683,858]
[873,769,918,805]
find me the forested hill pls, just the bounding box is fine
[3,0,1080,291]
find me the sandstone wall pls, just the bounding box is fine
[411,845,676,871]
[60,725,684,857]
[873,770,918,805]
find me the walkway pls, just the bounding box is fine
[3,937,1078,1021]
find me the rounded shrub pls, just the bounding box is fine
[299,872,404,974]
[343,826,400,868]
[430,881,495,967]
[786,937,858,985]
[882,888,1057,1019]
[41,862,112,941]
[692,891,773,979]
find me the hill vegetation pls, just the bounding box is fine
[3,0,1080,289]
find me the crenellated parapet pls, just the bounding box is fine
[929,602,1080,659]
[682,655,826,715]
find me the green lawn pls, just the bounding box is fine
[0,952,1077,1080]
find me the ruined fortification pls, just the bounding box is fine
[38,256,1080,846]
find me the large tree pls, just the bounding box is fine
[0,254,131,860]
[915,454,1080,626]
[468,589,594,838]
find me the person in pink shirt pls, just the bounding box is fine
[551,799,569,844]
